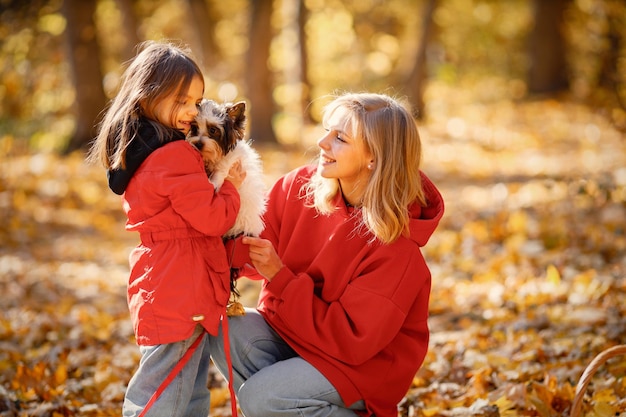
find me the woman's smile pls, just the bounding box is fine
[320,154,336,165]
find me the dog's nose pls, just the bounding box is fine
[190,139,203,151]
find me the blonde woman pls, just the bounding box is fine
[211,92,445,417]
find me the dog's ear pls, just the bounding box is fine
[226,101,247,140]
[226,102,246,124]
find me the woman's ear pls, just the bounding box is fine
[367,160,374,170]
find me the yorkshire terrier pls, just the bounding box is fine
[187,99,266,239]
[187,99,267,316]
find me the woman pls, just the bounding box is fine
[211,92,444,417]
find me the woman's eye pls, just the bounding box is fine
[335,134,345,142]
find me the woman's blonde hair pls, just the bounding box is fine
[304,92,426,244]
[88,40,204,169]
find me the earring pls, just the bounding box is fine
[367,162,374,170]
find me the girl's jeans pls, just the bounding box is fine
[209,308,366,417]
[123,325,211,417]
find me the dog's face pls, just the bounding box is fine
[187,99,246,173]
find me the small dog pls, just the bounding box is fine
[187,99,267,238]
[187,99,266,316]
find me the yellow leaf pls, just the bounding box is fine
[210,387,231,408]
[546,264,560,285]
[591,401,617,417]
[592,388,616,403]
[494,395,518,417]
[55,363,68,385]
[507,210,528,235]
[529,381,553,417]
[421,406,441,417]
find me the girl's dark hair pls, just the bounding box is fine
[88,41,204,169]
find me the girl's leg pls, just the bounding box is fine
[208,308,297,392]
[123,326,211,417]
[184,332,212,416]
[238,357,366,417]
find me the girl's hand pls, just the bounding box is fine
[242,236,283,281]
[226,159,246,189]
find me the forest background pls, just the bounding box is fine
[1,0,625,416]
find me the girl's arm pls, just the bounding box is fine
[155,142,242,236]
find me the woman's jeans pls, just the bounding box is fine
[209,308,366,417]
[123,325,211,417]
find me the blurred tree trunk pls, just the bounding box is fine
[598,3,624,109]
[297,0,312,124]
[62,0,107,154]
[527,0,570,93]
[404,0,437,120]
[246,0,278,144]
[188,0,218,71]
[114,0,141,61]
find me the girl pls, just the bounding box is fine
[88,41,245,417]
[212,92,445,417]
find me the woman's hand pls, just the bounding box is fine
[225,159,246,189]
[242,236,283,281]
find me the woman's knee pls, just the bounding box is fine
[209,311,262,365]
[238,377,273,417]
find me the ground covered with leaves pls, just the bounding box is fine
[0,92,625,416]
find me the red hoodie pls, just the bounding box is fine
[257,165,444,417]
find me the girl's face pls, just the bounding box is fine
[317,106,373,204]
[154,75,204,134]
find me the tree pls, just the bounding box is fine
[403,0,437,119]
[114,0,141,62]
[245,0,278,144]
[597,0,625,109]
[297,0,312,124]
[527,0,570,93]
[62,0,107,153]
[187,0,219,72]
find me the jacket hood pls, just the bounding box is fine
[407,172,445,247]
[107,119,185,195]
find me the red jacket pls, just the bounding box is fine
[257,165,444,417]
[123,140,240,345]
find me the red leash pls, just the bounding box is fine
[137,318,238,417]
[222,316,239,417]
[137,330,205,417]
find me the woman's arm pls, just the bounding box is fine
[258,238,431,365]
[242,236,283,280]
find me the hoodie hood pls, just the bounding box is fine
[107,119,185,195]
[407,171,445,247]
[330,169,444,246]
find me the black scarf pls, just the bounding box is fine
[107,119,186,195]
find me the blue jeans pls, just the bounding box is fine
[123,325,211,417]
[209,309,366,417]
